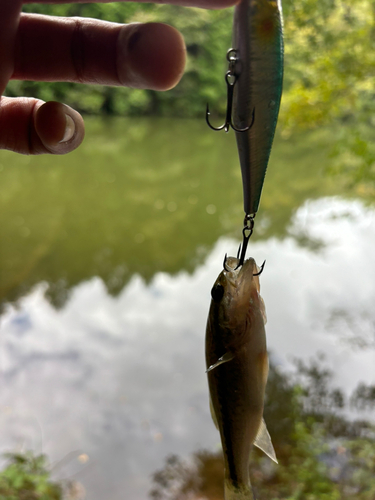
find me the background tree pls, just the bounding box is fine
[10,1,374,189]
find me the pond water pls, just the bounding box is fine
[0,118,374,499]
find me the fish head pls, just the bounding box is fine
[210,256,266,347]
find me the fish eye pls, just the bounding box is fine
[211,283,224,302]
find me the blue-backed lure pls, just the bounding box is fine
[207,0,284,261]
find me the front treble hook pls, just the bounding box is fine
[206,49,254,133]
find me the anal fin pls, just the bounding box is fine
[254,418,278,464]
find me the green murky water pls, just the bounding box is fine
[0,117,341,308]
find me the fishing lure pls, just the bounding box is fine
[207,0,284,264]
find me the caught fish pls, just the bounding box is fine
[233,0,284,216]
[205,256,277,500]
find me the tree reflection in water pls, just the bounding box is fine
[150,356,375,500]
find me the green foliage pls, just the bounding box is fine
[329,127,375,195]
[280,0,375,190]
[281,0,375,128]
[0,452,62,499]
[343,438,375,499]
[274,421,340,500]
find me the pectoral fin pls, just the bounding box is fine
[254,418,278,464]
[206,352,234,373]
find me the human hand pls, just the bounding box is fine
[0,0,236,155]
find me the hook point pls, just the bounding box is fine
[253,260,266,276]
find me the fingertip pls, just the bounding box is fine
[34,101,85,154]
[117,23,186,91]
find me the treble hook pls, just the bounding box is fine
[223,253,231,272]
[253,260,266,277]
[206,49,255,133]
[235,214,255,269]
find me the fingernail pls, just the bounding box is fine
[117,23,186,91]
[59,114,75,143]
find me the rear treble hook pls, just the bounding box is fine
[206,49,255,133]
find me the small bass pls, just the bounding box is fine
[205,256,277,500]
[233,0,284,216]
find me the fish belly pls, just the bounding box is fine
[207,343,266,493]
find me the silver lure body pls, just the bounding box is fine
[232,0,284,216]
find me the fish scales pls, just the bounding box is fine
[232,0,284,216]
[206,325,266,485]
[205,256,276,500]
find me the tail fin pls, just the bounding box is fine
[224,480,254,500]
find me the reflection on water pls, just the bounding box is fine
[0,198,374,499]
[0,119,375,499]
[150,357,375,500]
[0,118,341,309]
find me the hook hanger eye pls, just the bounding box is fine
[206,48,255,134]
[235,214,255,269]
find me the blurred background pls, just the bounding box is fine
[0,1,374,498]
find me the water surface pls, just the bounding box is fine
[0,118,374,499]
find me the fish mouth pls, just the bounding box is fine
[222,255,264,289]
[223,255,257,272]
[223,254,239,273]
[223,255,256,283]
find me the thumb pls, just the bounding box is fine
[0,97,84,155]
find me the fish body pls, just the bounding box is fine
[232,0,284,215]
[205,256,276,500]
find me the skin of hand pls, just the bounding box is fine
[0,0,237,155]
